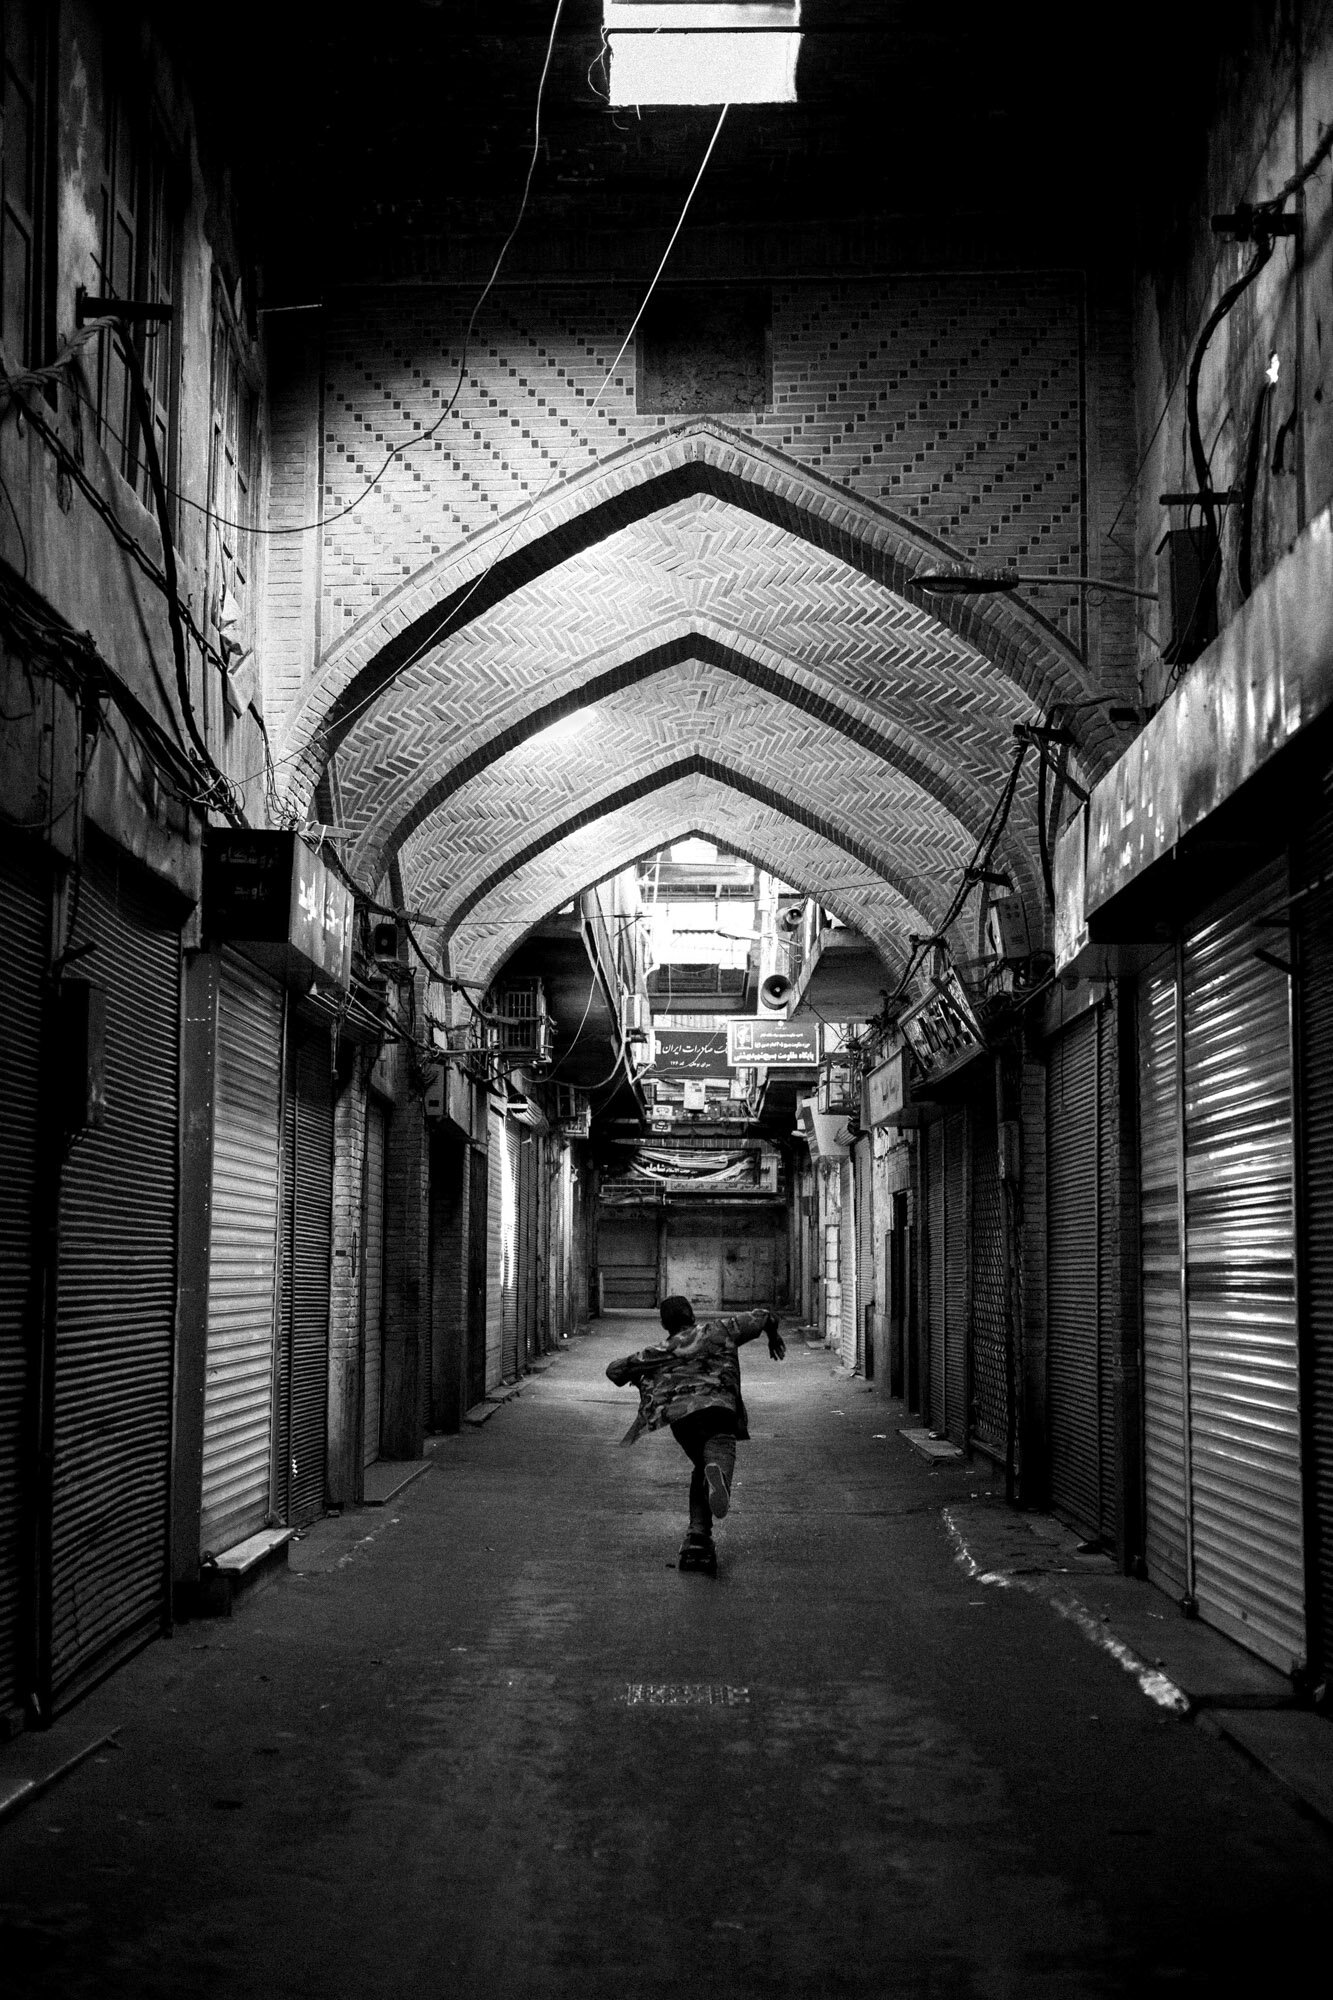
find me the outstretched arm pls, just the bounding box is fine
[732,1309,786,1359]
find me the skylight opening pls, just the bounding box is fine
[604,2,801,107]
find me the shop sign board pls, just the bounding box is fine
[866,1048,921,1128]
[204,830,354,994]
[727,1018,819,1067]
[653,1029,730,1076]
[899,971,985,1079]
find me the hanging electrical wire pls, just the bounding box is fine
[230,97,732,803]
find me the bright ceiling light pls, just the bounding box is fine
[605,2,801,106]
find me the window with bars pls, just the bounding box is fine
[208,283,260,722]
[92,84,178,508]
[0,0,52,375]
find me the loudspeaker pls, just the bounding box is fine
[371,920,400,962]
[778,905,803,933]
[760,972,793,1009]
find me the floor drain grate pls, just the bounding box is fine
[621,1683,750,1707]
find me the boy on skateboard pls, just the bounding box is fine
[606,1294,786,1574]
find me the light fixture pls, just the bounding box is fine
[605,2,801,107]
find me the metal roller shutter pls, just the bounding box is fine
[856,1140,875,1373]
[1181,866,1303,1671]
[1138,957,1188,1596]
[502,1121,520,1379]
[969,1081,1008,1457]
[839,1156,857,1370]
[1048,1011,1102,1537]
[486,1104,503,1389]
[0,838,48,1715]
[927,1121,945,1429]
[362,1100,387,1469]
[1296,797,1333,1676]
[200,953,283,1554]
[466,1144,488,1409]
[48,839,179,1706]
[944,1109,967,1445]
[277,1020,332,1529]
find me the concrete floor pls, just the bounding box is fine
[3,1317,1330,1998]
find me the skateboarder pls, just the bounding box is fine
[605,1294,786,1575]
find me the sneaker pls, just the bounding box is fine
[704,1460,731,1520]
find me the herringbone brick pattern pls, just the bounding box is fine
[442,772,926,992]
[318,277,1083,645]
[335,496,1036,870]
[391,661,988,936]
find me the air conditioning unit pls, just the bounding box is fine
[985,894,1031,962]
[555,1082,591,1137]
[620,989,651,1038]
[490,979,552,1064]
[817,1050,858,1118]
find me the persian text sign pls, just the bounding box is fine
[653,1029,729,1077]
[727,1018,819,1067]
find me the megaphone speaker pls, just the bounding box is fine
[760,972,793,1009]
[778,905,803,933]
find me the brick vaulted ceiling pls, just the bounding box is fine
[268,184,1140,994]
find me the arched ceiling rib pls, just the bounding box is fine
[326,498,1046,909]
[438,775,929,996]
[391,673,981,937]
[281,421,1116,810]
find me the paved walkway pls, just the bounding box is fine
[3,1317,1330,1998]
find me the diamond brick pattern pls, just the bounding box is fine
[316,276,1085,649]
[393,663,986,939]
[443,774,927,994]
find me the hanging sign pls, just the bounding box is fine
[204,830,354,995]
[726,1018,819,1067]
[899,971,985,1079]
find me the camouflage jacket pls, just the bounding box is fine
[605,1309,776,1444]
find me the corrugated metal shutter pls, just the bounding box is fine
[927,1121,945,1428]
[486,1104,503,1390]
[856,1140,875,1372]
[362,1100,387,1469]
[502,1120,520,1378]
[839,1156,857,1369]
[969,1080,1008,1456]
[0,838,48,1714]
[49,840,179,1705]
[467,1144,488,1409]
[944,1108,967,1445]
[1048,1011,1102,1536]
[277,1019,332,1528]
[1139,956,1188,1595]
[1296,795,1333,1676]
[1181,866,1304,1671]
[200,953,282,1555]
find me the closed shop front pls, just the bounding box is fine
[1047,1006,1118,1543]
[855,1139,875,1377]
[838,1155,857,1369]
[362,1098,388,1468]
[0,835,49,1717]
[603,1212,660,1310]
[200,951,284,1556]
[1137,863,1306,1673]
[486,1102,504,1385]
[969,1081,1008,1459]
[47,836,182,1708]
[922,1108,968,1444]
[277,1015,334,1530]
[502,1120,520,1378]
[467,1143,489,1409]
[1295,796,1333,1679]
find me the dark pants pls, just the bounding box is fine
[670,1411,738,1534]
